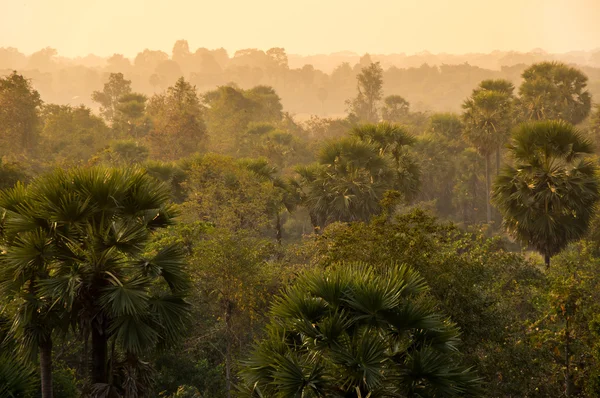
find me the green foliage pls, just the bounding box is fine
[147,77,207,160]
[346,62,384,123]
[518,62,592,124]
[0,71,42,156]
[381,94,410,122]
[296,123,420,228]
[0,355,36,398]
[92,72,132,122]
[0,166,192,392]
[100,139,150,165]
[40,104,110,164]
[492,120,600,265]
[240,262,480,397]
[113,92,151,138]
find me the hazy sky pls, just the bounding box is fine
[2,0,599,57]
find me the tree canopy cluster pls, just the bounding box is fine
[2,54,600,398]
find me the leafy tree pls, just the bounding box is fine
[180,154,275,232]
[0,167,191,394]
[528,244,600,396]
[346,62,384,123]
[40,104,110,164]
[381,94,410,122]
[239,262,480,397]
[428,113,464,147]
[0,71,42,156]
[190,229,280,398]
[462,82,514,224]
[492,121,600,267]
[517,62,591,124]
[99,139,150,165]
[112,92,151,138]
[452,148,486,225]
[242,158,299,243]
[91,72,132,122]
[304,209,553,396]
[203,85,284,155]
[147,77,207,160]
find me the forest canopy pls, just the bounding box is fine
[2,39,600,398]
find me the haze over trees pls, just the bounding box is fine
[2,40,600,398]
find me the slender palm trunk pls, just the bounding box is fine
[91,325,108,384]
[275,212,282,245]
[40,337,53,398]
[485,154,491,224]
[545,253,551,268]
[309,212,319,235]
[225,301,233,398]
[565,316,572,397]
[496,147,501,175]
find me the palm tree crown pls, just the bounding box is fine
[239,262,480,397]
[492,120,599,267]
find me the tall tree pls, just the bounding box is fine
[239,262,480,397]
[381,94,410,122]
[492,121,600,267]
[112,92,150,138]
[462,85,513,224]
[147,77,206,160]
[91,72,132,122]
[0,167,191,393]
[346,62,384,123]
[242,158,299,244]
[351,122,420,201]
[0,71,42,156]
[517,62,591,124]
[296,138,392,229]
[40,104,110,164]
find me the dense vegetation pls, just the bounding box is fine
[2,48,600,398]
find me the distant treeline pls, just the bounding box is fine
[1,42,600,117]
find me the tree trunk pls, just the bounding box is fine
[40,337,53,398]
[91,324,108,384]
[225,301,233,398]
[309,212,320,235]
[565,316,573,397]
[275,212,282,245]
[545,253,551,268]
[485,154,492,224]
[496,147,501,176]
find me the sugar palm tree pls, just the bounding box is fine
[351,122,420,201]
[492,121,599,267]
[463,88,513,223]
[0,167,191,394]
[295,138,392,229]
[239,262,480,397]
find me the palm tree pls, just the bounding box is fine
[0,167,191,394]
[296,124,421,231]
[0,315,36,398]
[462,87,513,224]
[492,121,600,267]
[239,262,480,397]
[0,183,66,398]
[295,138,392,229]
[351,122,420,201]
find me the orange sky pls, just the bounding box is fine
[2,0,599,57]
